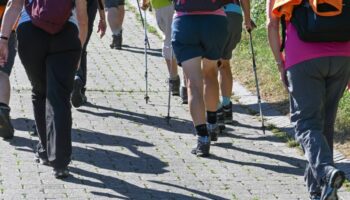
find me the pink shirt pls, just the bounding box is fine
[174,8,226,17]
[284,23,350,69]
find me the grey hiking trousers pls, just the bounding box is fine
[286,56,350,194]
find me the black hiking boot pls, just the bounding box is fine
[34,151,50,166]
[110,31,122,50]
[223,101,233,124]
[207,123,220,142]
[309,192,321,200]
[321,168,345,200]
[169,76,180,96]
[53,167,70,179]
[0,105,14,139]
[217,107,225,132]
[71,77,86,108]
[180,86,188,104]
[191,136,210,157]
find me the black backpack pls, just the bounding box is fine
[0,0,7,5]
[280,0,350,51]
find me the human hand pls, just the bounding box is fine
[0,40,9,67]
[141,0,150,10]
[245,19,257,32]
[97,19,107,38]
[277,61,288,91]
[347,82,350,92]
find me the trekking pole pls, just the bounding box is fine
[143,10,150,103]
[136,0,151,49]
[248,31,265,134]
[165,49,173,125]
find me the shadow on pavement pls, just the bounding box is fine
[150,180,228,200]
[65,167,217,200]
[121,44,163,57]
[11,118,168,175]
[211,142,306,176]
[78,102,194,134]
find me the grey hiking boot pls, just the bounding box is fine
[321,168,345,200]
[169,76,180,96]
[217,107,225,132]
[180,86,188,104]
[207,123,220,142]
[0,105,14,139]
[110,31,122,50]
[191,136,210,157]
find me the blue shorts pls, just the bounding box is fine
[0,31,17,76]
[171,15,228,65]
[105,0,125,8]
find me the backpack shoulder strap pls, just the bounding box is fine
[280,15,286,52]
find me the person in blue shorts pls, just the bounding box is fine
[172,6,228,157]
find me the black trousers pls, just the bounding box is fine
[17,22,82,169]
[76,0,98,93]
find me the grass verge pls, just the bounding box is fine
[233,0,350,159]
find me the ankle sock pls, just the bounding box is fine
[195,124,208,137]
[206,111,217,124]
[221,96,231,107]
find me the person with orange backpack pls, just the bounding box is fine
[267,0,350,199]
[0,0,88,178]
[0,0,17,140]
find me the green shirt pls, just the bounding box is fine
[150,0,172,9]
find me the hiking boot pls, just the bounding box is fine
[310,192,321,200]
[180,86,188,104]
[207,123,220,142]
[223,101,233,124]
[110,31,122,50]
[321,168,346,200]
[169,76,180,96]
[53,167,70,179]
[191,136,210,157]
[71,77,86,108]
[217,107,225,132]
[29,124,38,136]
[34,152,50,166]
[0,105,14,139]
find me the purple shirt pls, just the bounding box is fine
[284,23,350,69]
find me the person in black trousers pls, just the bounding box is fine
[0,0,88,179]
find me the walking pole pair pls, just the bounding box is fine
[136,0,150,103]
[248,30,266,134]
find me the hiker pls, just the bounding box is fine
[71,0,107,108]
[0,0,17,140]
[106,0,125,49]
[140,0,188,102]
[267,0,350,199]
[0,0,88,178]
[171,1,228,156]
[217,0,252,130]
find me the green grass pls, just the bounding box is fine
[233,0,350,150]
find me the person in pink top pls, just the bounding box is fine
[267,0,350,200]
[171,1,228,157]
